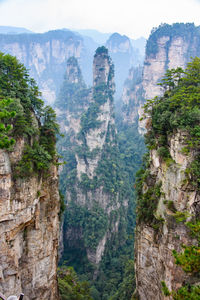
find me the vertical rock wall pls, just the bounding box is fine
[121,23,200,133]
[134,131,199,299]
[0,139,60,299]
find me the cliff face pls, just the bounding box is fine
[135,132,199,299]
[121,66,143,125]
[0,143,60,299]
[0,30,95,104]
[144,23,200,99]
[134,57,200,299]
[0,53,60,299]
[122,23,200,132]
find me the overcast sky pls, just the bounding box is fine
[0,0,200,39]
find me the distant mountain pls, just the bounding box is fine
[74,33,99,85]
[106,33,135,98]
[131,37,146,58]
[0,26,145,104]
[0,29,94,104]
[73,29,111,45]
[0,26,33,34]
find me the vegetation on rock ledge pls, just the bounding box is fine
[136,57,200,298]
[0,52,59,177]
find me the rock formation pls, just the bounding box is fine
[134,57,200,299]
[135,132,199,299]
[57,48,127,271]
[122,23,200,133]
[0,30,95,104]
[0,53,60,299]
[0,146,60,299]
[143,23,200,100]
[121,66,143,125]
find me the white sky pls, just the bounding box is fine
[0,0,200,39]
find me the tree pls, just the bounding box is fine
[58,266,92,300]
[0,98,15,149]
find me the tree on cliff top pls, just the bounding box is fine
[137,57,200,299]
[0,97,16,149]
[0,51,60,176]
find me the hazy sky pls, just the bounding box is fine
[0,0,200,38]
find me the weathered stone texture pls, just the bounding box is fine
[135,131,199,300]
[0,142,60,299]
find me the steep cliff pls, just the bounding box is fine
[143,23,200,100]
[134,58,200,299]
[122,23,200,133]
[121,66,143,125]
[0,29,96,104]
[0,53,60,299]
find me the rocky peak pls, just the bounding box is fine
[66,56,83,84]
[143,23,200,99]
[106,32,132,54]
[93,46,114,88]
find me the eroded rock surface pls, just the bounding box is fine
[0,142,60,299]
[135,131,199,299]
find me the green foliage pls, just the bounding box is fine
[54,57,88,113]
[117,123,145,185]
[172,285,200,300]
[165,200,177,212]
[59,191,65,219]
[143,57,200,188]
[185,155,200,188]
[186,220,200,242]
[39,105,60,157]
[64,203,108,250]
[79,83,114,137]
[172,245,200,273]
[110,260,135,300]
[140,57,200,298]
[58,266,92,300]
[83,206,108,249]
[0,52,59,177]
[146,23,199,57]
[95,126,123,195]
[157,146,171,160]
[0,52,43,137]
[135,149,162,225]
[162,282,200,300]
[57,50,143,300]
[161,281,171,296]
[172,219,200,275]
[0,98,16,149]
[173,211,190,223]
[80,102,102,134]
[136,179,162,224]
[162,219,200,298]
[14,143,52,177]
[95,46,108,56]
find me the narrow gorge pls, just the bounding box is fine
[0,22,200,300]
[56,47,135,299]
